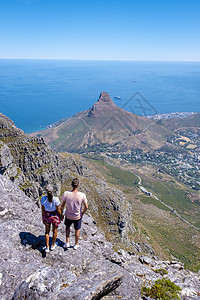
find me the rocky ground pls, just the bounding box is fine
[0,174,199,300]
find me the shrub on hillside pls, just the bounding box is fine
[153,268,168,276]
[142,278,181,300]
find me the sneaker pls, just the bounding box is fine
[73,244,79,250]
[63,242,70,248]
[51,242,58,251]
[43,246,49,253]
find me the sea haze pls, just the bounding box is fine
[0,59,200,133]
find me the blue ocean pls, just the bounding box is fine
[0,59,200,133]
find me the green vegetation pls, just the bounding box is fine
[20,179,33,190]
[89,159,138,186]
[141,179,200,228]
[87,157,200,271]
[141,221,200,272]
[35,163,50,175]
[153,268,168,276]
[142,180,187,209]
[142,278,181,300]
[140,195,170,212]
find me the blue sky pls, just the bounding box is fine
[0,0,200,61]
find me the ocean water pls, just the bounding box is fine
[0,59,200,133]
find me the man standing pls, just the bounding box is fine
[61,178,88,250]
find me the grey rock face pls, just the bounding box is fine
[0,127,67,201]
[13,263,123,300]
[88,185,134,242]
[0,175,199,300]
[57,261,123,300]
[13,267,76,300]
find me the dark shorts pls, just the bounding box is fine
[64,217,82,230]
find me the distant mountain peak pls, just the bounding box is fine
[97,92,114,104]
[87,92,115,117]
[32,91,176,153]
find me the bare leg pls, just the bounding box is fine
[45,224,51,248]
[75,229,80,245]
[66,227,70,243]
[52,225,58,246]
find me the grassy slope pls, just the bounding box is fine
[86,157,200,272]
[90,159,139,186]
[141,177,200,228]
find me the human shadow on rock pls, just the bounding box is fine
[19,232,64,258]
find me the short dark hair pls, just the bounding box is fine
[71,178,79,188]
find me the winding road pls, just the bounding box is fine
[129,170,200,232]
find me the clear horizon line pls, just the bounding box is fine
[0,58,200,62]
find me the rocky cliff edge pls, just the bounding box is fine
[0,175,199,300]
[0,113,134,245]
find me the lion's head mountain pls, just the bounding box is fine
[33,92,173,153]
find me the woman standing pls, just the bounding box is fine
[41,186,62,252]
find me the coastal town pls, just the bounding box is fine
[106,128,200,191]
[80,112,199,191]
[146,111,195,120]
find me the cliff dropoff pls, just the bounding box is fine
[0,175,199,299]
[0,113,134,245]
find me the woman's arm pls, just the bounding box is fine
[41,205,45,218]
[60,200,66,215]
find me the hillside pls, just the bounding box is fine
[159,113,200,131]
[85,156,200,272]
[32,92,173,153]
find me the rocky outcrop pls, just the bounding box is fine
[94,185,134,242]
[0,113,70,200]
[0,175,199,300]
[13,263,123,300]
[87,92,116,117]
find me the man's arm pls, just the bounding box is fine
[81,201,88,217]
